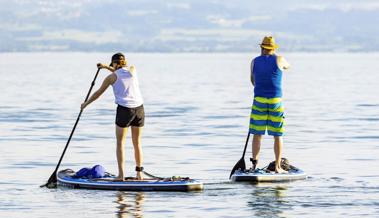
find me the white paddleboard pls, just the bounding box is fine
[231,168,307,182]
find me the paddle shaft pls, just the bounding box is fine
[241,132,250,159]
[47,68,101,184]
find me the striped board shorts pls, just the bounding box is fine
[249,97,285,136]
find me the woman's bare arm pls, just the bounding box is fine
[81,73,116,110]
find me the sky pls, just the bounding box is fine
[0,0,378,52]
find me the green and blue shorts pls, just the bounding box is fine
[249,97,285,136]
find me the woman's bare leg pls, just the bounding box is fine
[115,125,128,180]
[131,126,143,180]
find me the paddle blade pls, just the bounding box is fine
[229,158,246,179]
[40,172,57,188]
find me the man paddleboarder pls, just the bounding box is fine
[249,36,290,173]
[81,53,144,180]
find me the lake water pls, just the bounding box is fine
[0,52,379,218]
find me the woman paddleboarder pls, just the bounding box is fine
[81,53,144,180]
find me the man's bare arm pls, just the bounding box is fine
[277,56,290,70]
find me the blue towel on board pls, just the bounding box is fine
[75,165,106,178]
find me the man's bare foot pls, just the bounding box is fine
[275,168,288,174]
[136,172,143,180]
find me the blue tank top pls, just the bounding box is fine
[252,55,283,98]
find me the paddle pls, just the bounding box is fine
[41,68,101,188]
[229,132,250,179]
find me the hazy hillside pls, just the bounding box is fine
[0,0,378,52]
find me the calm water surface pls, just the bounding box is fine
[0,52,379,217]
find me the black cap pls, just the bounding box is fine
[109,52,125,66]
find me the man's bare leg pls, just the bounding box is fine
[252,134,262,169]
[115,125,127,181]
[274,136,287,173]
[131,126,143,180]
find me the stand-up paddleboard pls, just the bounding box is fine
[57,169,203,191]
[231,167,306,182]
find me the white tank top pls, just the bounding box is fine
[111,67,143,108]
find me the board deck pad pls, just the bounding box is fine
[57,169,203,191]
[231,167,306,182]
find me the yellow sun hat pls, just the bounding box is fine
[260,36,279,50]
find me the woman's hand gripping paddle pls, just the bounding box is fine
[229,132,250,179]
[40,68,101,188]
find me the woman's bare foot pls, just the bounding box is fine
[114,175,125,181]
[275,168,288,174]
[136,172,143,180]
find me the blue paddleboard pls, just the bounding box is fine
[57,169,203,191]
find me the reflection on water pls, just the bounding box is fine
[248,185,290,218]
[115,192,144,218]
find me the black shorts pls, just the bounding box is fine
[115,104,145,128]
